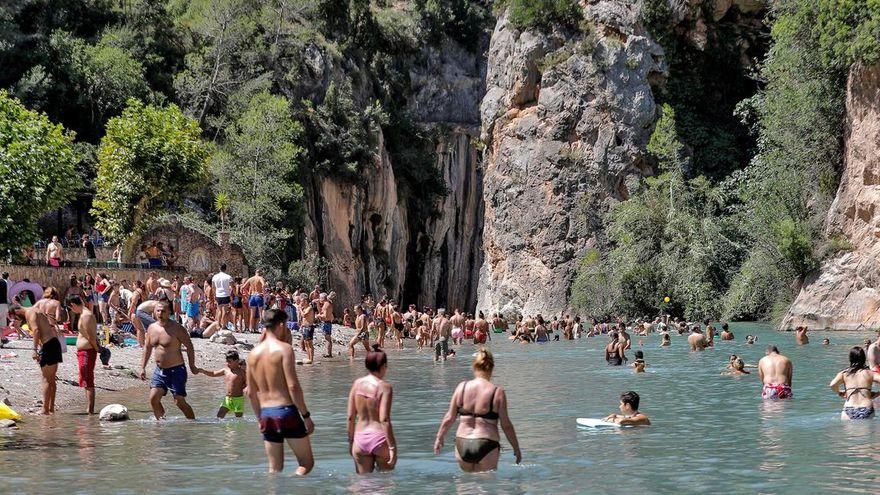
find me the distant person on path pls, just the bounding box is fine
[139,300,201,419]
[212,264,233,332]
[758,345,793,400]
[434,348,521,472]
[603,391,651,426]
[829,346,880,420]
[795,326,809,345]
[347,344,397,474]
[202,349,247,418]
[247,309,314,474]
[69,295,99,414]
[12,304,61,414]
[46,235,63,267]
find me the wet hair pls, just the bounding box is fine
[219,263,227,271]
[43,287,60,300]
[261,308,287,329]
[734,358,745,371]
[365,344,387,373]
[620,391,640,410]
[66,294,83,306]
[478,311,485,319]
[472,348,495,374]
[847,346,869,375]
[634,350,644,360]
[225,350,240,361]
[766,345,779,354]
[661,333,670,341]
[722,322,729,331]
[704,319,710,325]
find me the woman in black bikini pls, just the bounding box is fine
[605,332,625,366]
[434,348,522,472]
[829,346,880,420]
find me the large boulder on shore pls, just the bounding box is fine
[99,404,129,421]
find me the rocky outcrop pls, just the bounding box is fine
[476,2,666,317]
[782,63,880,330]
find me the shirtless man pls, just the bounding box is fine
[46,235,63,267]
[319,292,335,357]
[308,285,321,304]
[720,323,734,341]
[618,323,632,350]
[390,303,404,349]
[473,312,490,344]
[69,295,100,414]
[12,304,62,414]
[563,315,574,340]
[145,271,159,295]
[245,270,266,333]
[247,309,315,474]
[705,320,716,347]
[795,326,809,345]
[688,326,707,351]
[758,345,793,400]
[299,296,316,363]
[433,309,452,362]
[349,305,370,358]
[867,336,880,373]
[492,313,506,333]
[139,300,201,419]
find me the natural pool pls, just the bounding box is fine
[3,323,880,494]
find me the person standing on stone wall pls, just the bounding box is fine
[212,264,233,331]
[46,235,64,267]
[82,234,97,266]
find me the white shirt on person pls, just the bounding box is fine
[212,271,233,298]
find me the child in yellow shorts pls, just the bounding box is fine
[202,350,247,418]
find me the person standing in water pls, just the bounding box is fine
[247,309,315,474]
[867,336,880,372]
[434,348,522,472]
[348,305,371,358]
[795,326,809,345]
[69,295,99,414]
[473,312,490,344]
[12,304,61,414]
[829,346,880,420]
[139,300,201,419]
[758,345,793,400]
[688,326,707,351]
[347,344,397,474]
[605,333,625,365]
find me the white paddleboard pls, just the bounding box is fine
[576,417,621,428]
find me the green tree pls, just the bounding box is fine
[91,99,210,241]
[0,91,78,254]
[211,91,303,267]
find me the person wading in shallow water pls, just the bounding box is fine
[434,348,521,472]
[12,304,61,414]
[69,295,99,414]
[347,344,397,474]
[758,345,793,400]
[140,300,201,419]
[247,309,315,474]
[829,346,880,420]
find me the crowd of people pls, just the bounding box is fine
[5,262,880,476]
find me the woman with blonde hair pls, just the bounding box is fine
[434,348,521,472]
[347,344,396,473]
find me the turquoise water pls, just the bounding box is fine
[3,323,880,494]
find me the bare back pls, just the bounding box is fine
[247,338,296,408]
[759,353,792,385]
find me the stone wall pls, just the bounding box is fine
[133,221,249,277]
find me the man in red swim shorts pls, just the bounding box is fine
[69,295,100,414]
[758,345,793,400]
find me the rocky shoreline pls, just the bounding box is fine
[0,324,358,419]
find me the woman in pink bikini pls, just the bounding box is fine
[346,344,397,473]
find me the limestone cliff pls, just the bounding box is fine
[476,1,666,317]
[782,63,880,330]
[302,37,485,311]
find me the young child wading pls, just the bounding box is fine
[203,350,247,418]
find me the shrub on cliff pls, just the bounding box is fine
[0,91,78,255]
[495,0,582,31]
[91,99,210,242]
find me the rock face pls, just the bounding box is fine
[303,38,486,311]
[782,64,880,330]
[476,2,666,317]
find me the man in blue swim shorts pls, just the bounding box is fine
[318,292,335,358]
[139,300,203,419]
[247,309,314,474]
[245,269,266,333]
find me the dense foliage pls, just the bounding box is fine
[91,99,210,241]
[494,0,582,31]
[0,91,78,256]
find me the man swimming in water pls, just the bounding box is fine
[758,345,793,400]
[603,391,650,426]
[725,358,750,376]
[247,309,314,474]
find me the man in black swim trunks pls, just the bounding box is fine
[12,304,62,414]
[247,309,315,474]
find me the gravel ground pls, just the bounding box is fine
[0,324,357,416]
